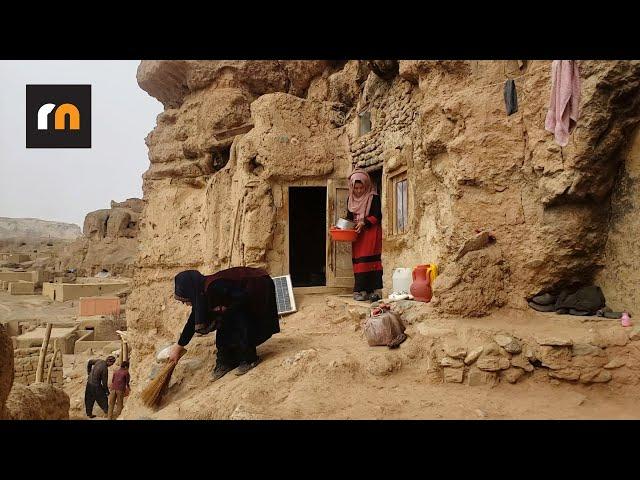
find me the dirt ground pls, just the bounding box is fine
[116,294,640,420]
[4,291,639,420]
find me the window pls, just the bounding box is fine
[388,170,408,235]
[358,110,371,136]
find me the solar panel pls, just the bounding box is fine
[272,274,297,315]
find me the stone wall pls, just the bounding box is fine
[13,347,63,388]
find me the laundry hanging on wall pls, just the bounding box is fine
[545,60,581,147]
[504,79,518,116]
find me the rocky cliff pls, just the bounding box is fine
[123,61,640,415]
[55,198,144,276]
[0,217,81,241]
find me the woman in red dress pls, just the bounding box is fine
[345,169,383,302]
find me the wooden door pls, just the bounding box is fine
[326,179,354,288]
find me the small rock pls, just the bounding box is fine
[548,368,580,381]
[444,342,467,359]
[443,367,463,383]
[326,299,337,309]
[510,354,534,372]
[524,344,537,361]
[604,357,626,369]
[572,343,605,357]
[579,369,612,384]
[464,346,484,365]
[482,342,501,356]
[536,336,573,347]
[538,346,572,370]
[504,340,522,354]
[494,335,514,347]
[550,379,561,386]
[476,356,510,372]
[629,327,640,341]
[440,357,464,368]
[502,367,525,384]
[467,368,498,387]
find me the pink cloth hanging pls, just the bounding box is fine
[545,60,581,147]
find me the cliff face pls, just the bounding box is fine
[127,60,640,374]
[0,217,81,241]
[55,198,144,276]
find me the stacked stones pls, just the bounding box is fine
[350,81,419,169]
[433,326,640,387]
[13,347,63,388]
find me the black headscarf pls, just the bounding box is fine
[174,270,209,331]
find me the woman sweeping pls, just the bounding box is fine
[167,267,280,381]
[345,169,383,302]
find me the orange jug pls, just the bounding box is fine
[410,264,432,302]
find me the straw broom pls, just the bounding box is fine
[141,361,177,408]
[141,348,185,409]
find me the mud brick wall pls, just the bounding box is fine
[13,347,63,388]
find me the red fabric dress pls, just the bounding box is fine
[347,195,383,293]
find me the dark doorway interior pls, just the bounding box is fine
[369,168,383,197]
[289,186,327,287]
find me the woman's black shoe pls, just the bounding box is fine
[211,363,234,382]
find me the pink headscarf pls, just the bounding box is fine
[348,170,377,222]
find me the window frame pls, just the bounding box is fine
[386,168,409,236]
[358,109,371,136]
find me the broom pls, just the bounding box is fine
[141,349,185,409]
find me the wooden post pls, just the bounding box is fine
[35,323,53,383]
[122,341,129,363]
[46,341,59,384]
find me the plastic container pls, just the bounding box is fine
[621,312,632,327]
[329,227,358,242]
[410,264,433,302]
[392,268,412,293]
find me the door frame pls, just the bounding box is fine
[284,181,328,286]
[326,178,354,288]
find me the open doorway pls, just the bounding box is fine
[289,186,327,287]
[369,167,383,197]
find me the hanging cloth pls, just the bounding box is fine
[545,60,581,147]
[504,79,518,116]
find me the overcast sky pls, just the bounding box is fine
[0,61,163,227]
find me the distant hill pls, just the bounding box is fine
[0,217,82,241]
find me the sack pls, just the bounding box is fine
[364,311,407,348]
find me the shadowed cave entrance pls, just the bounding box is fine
[289,187,327,287]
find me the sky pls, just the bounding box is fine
[0,61,163,227]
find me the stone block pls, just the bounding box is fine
[440,357,464,368]
[467,368,499,387]
[464,346,483,365]
[501,367,525,384]
[548,368,581,381]
[443,342,467,359]
[476,356,510,372]
[538,346,572,370]
[579,369,612,384]
[443,367,464,383]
